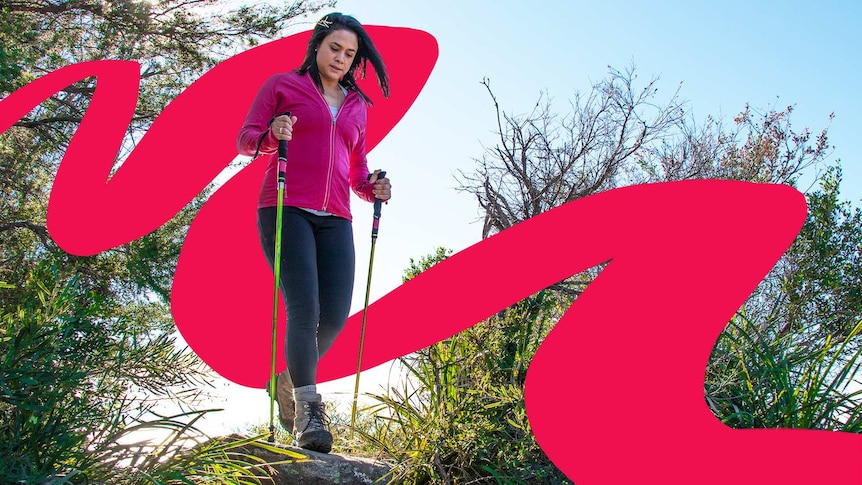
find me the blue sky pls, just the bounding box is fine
[199,0,862,434]
[329,0,862,312]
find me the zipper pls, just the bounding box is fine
[312,84,343,212]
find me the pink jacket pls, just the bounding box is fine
[237,71,376,220]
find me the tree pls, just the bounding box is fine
[1,0,336,305]
[456,64,859,438]
[704,167,862,431]
[457,65,688,298]
[778,165,862,346]
[456,63,836,301]
[458,66,831,240]
[635,103,832,185]
[458,65,687,240]
[0,1,334,482]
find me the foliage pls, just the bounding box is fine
[458,65,832,241]
[1,0,334,482]
[779,164,862,347]
[636,103,832,185]
[402,246,453,282]
[360,168,861,483]
[0,0,333,310]
[354,166,862,481]
[706,164,862,430]
[1,0,336,303]
[377,65,858,483]
[706,312,861,432]
[459,66,686,240]
[0,273,308,484]
[348,248,573,484]
[456,64,830,302]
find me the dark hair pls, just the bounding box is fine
[297,12,390,105]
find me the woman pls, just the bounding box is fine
[236,12,391,453]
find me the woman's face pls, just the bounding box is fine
[316,29,359,87]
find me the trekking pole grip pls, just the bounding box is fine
[276,111,290,184]
[370,170,386,239]
[373,170,386,213]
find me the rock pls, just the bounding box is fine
[223,434,393,485]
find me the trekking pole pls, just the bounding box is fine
[350,170,386,442]
[268,117,290,443]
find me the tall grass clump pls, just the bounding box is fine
[349,248,573,484]
[0,271,303,484]
[706,312,861,431]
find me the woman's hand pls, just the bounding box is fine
[270,114,297,141]
[369,169,391,201]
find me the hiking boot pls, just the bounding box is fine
[265,370,295,432]
[293,387,333,453]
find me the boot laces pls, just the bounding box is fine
[304,401,329,431]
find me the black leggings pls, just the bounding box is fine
[257,206,355,388]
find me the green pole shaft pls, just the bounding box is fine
[269,187,284,442]
[350,172,386,443]
[350,237,377,441]
[268,139,288,443]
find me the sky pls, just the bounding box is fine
[181,0,862,436]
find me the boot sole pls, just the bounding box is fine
[298,429,333,454]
